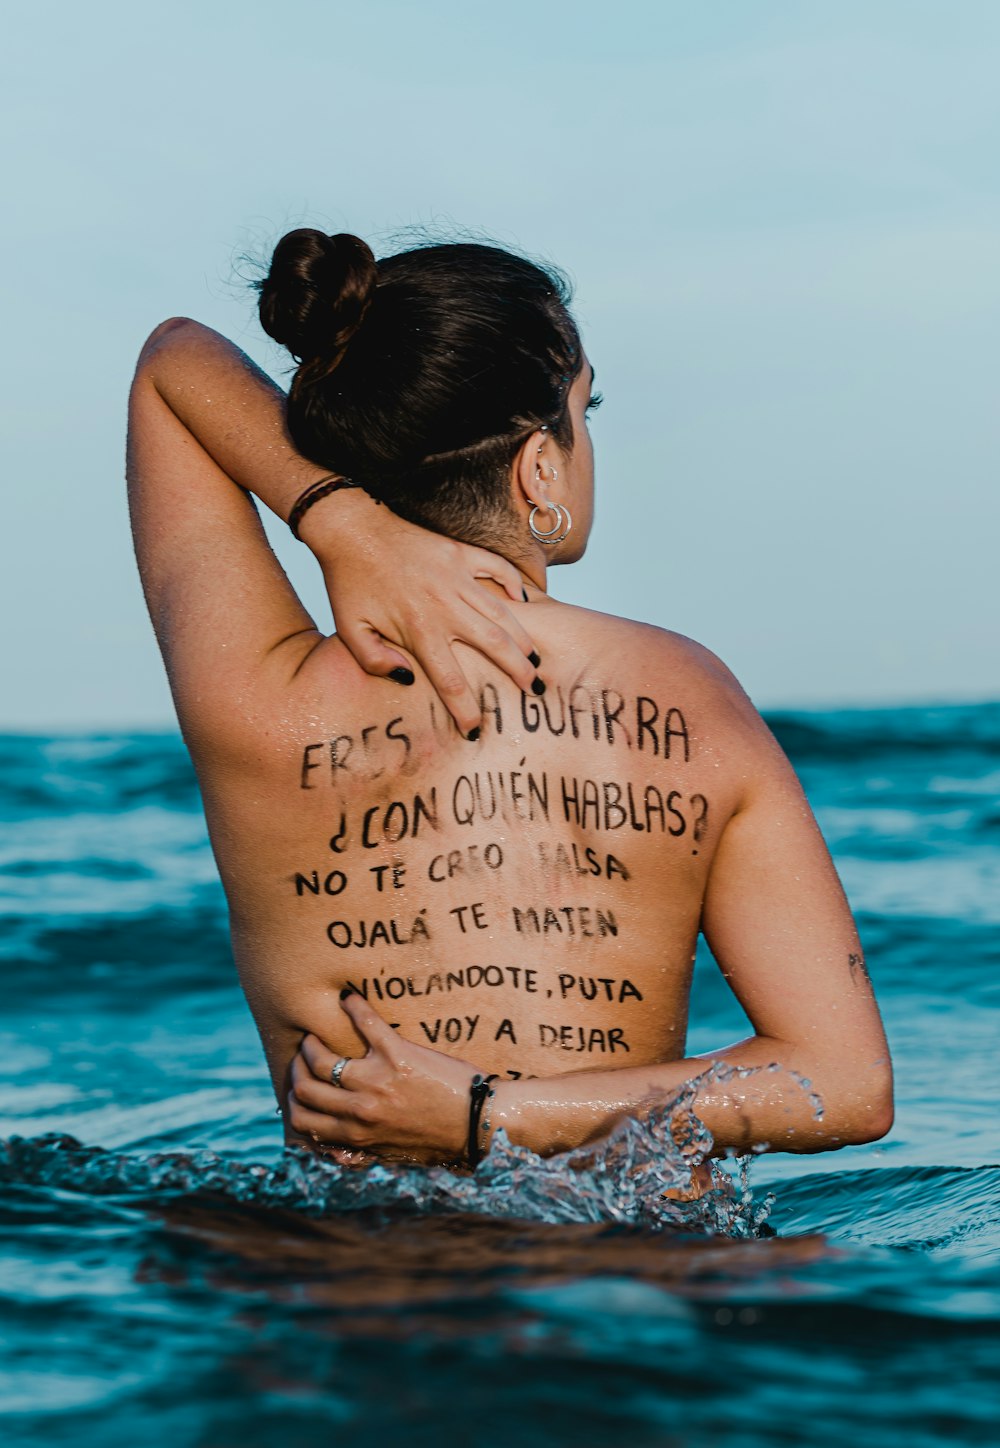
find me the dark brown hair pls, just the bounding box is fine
[258,230,581,547]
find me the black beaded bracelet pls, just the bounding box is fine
[466,1073,499,1171]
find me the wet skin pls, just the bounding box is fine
[202,605,743,1104]
[128,319,892,1164]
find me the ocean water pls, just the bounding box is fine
[1,703,998,1447]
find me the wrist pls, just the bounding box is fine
[465,1072,503,1170]
[450,1064,482,1164]
[487,1078,527,1149]
[485,1073,615,1158]
[294,478,376,551]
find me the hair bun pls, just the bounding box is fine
[258,228,377,371]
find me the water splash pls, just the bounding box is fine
[0,1063,806,1237]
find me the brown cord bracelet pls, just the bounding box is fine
[288,475,364,541]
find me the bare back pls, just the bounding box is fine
[129,321,885,1154]
[194,595,753,1098]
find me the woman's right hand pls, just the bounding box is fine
[288,992,480,1166]
[298,488,541,736]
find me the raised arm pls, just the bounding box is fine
[129,319,540,735]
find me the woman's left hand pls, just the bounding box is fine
[301,489,540,739]
[288,992,479,1166]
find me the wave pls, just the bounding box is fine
[0,904,233,999]
[0,1065,784,1237]
[765,1161,1000,1263]
[766,702,1000,765]
[0,734,200,819]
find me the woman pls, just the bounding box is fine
[128,229,892,1177]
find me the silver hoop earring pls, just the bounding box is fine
[534,463,558,485]
[528,502,573,546]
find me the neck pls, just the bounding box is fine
[467,529,548,598]
[492,550,548,599]
[521,559,548,595]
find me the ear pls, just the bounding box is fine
[512,428,554,513]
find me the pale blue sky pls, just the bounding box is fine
[2,0,998,726]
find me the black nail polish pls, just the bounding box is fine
[388,667,415,686]
[531,677,546,696]
[522,587,529,602]
[339,986,355,1000]
[467,727,481,742]
[528,651,541,668]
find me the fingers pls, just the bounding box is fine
[289,1052,373,1145]
[290,1050,355,1111]
[324,1145,371,1169]
[461,575,537,654]
[339,989,400,1053]
[456,601,541,696]
[298,1032,344,1082]
[466,548,528,603]
[412,638,486,738]
[287,1088,366,1146]
[338,619,413,681]
[329,535,540,732]
[401,545,540,733]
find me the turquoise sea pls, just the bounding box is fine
[1,704,998,1446]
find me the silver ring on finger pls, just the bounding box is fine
[330,1056,350,1088]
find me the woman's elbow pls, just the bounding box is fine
[134,317,200,377]
[867,1068,896,1141]
[830,1064,895,1146]
[846,1096,894,1145]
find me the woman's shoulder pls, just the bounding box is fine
[549,598,748,689]
[539,597,774,752]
